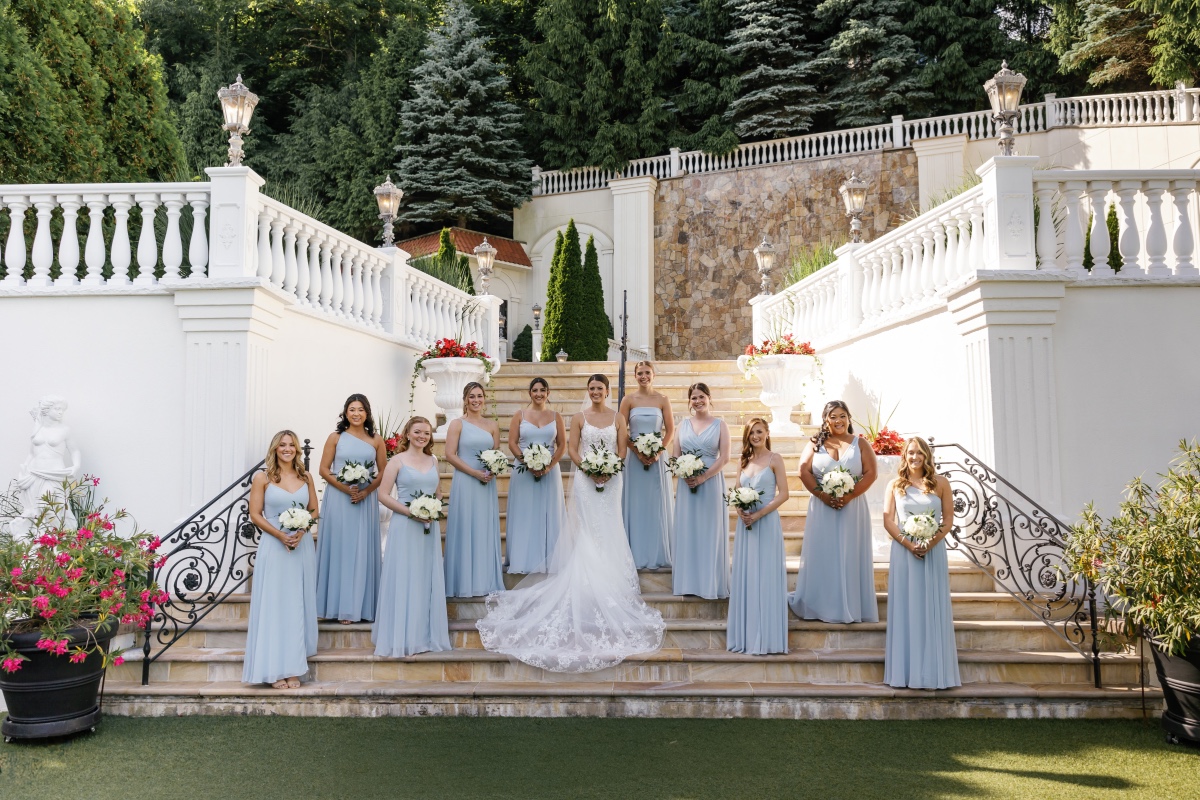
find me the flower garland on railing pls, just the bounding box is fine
[407,338,495,409]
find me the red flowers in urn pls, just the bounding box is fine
[869,427,905,456]
[743,334,816,357]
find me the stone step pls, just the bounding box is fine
[114,645,1145,687]
[496,360,746,376]
[487,372,762,391]
[99,679,1160,720]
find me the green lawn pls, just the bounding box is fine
[0,716,1196,799]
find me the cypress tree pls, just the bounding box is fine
[511,324,533,362]
[394,0,532,229]
[579,235,612,360]
[0,0,59,183]
[435,228,475,295]
[540,230,568,362]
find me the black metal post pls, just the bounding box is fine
[1088,581,1102,688]
[141,610,153,685]
[617,291,629,405]
[302,438,313,472]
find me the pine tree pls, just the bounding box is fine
[903,0,1009,117]
[726,0,827,140]
[813,0,930,126]
[663,0,739,153]
[511,324,534,361]
[578,235,613,360]
[394,0,532,229]
[540,230,568,362]
[1048,0,1156,89]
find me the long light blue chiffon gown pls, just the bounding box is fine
[727,467,788,654]
[444,420,505,597]
[672,418,729,599]
[789,435,878,623]
[372,462,452,657]
[316,433,381,622]
[505,419,564,574]
[623,407,673,569]
[885,486,961,689]
[243,483,318,684]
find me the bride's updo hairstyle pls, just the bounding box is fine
[587,373,610,390]
[811,400,854,452]
[398,416,435,456]
[462,381,486,414]
[265,429,309,484]
[739,417,771,471]
[895,436,937,494]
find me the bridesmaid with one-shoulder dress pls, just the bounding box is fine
[884,436,961,689]
[671,382,731,599]
[444,381,505,597]
[790,400,879,624]
[316,394,388,624]
[373,416,452,657]
[727,418,791,655]
[620,361,674,569]
[505,378,566,574]
[244,431,319,688]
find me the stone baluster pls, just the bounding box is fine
[294,228,311,304]
[134,193,160,284]
[1170,179,1197,276]
[1060,181,1088,276]
[943,214,961,283]
[269,217,286,288]
[966,204,986,274]
[409,279,423,341]
[2,197,29,285]
[318,241,333,310]
[886,247,902,310]
[920,227,937,297]
[282,222,298,294]
[1086,182,1114,277]
[29,195,55,287]
[1034,182,1058,270]
[860,255,878,319]
[81,194,107,285]
[361,259,375,324]
[305,230,322,305]
[256,211,273,280]
[952,208,972,279]
[161,193,185,280]
[331,246,346,316]
[873,252,891,316]
[1115,182,1143,275]
[1143,180,1171,276]
[187,193,209,279]
[341,249,356,317]
[930,219,947,291]
[898,236,915,304]
[370,260,384,327]
[56,195,82,285]
[351,255,366,322]
[109,195,133,285]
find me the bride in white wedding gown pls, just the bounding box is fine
[476,374,665,672]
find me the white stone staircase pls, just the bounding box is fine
[103,360,1156,719]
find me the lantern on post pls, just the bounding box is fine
[217,75,259,167]
[473,238,498,295]
[532,302,542,330]
[373,177,403,247]
[839,173,869,244]
[984,61,1027,157]
[752,238,777,295]
[556,349,568,363]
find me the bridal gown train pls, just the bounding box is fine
[476,421,666,672]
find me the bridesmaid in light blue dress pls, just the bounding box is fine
[727,418,791,655]
[373,416,452,657]
[316,394,388,623]
[671,382,731,599]
[444,382,505,597]
[884,436,960,689]
[505,378,566,574]
[620,361,674,569]
[790,400,879,623]
[244,430,319,688]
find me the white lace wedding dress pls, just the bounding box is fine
[476,421,665,672]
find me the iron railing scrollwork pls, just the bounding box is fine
[141,440,312,684]
[933,442,1102,687]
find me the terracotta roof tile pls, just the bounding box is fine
[397,228,531,268]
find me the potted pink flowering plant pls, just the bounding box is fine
[0,476,167,740]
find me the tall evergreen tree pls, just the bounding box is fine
[1050,0,1155,89]
[663,0,739,153]
[540,230,568,362]
[0,0,59,183]
[394,0,532,229]
[903,0,1008,116]
[813,0,930,126]
[578,235,612,359]
[1133,0,1200,84]
[725,0,827,140]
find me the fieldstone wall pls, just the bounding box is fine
[653,149,918,360]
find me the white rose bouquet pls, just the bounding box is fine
[631,432,665,470]
[516,443,553,482]
[725,486,765,530]
[820,466,856,500]
[405,492,445,534]
[902,511,939,545]
[277,502,315,550]
[668,451,707,494]
[579,442,624,492]
[337,460,376,487]
[477,449,511,485]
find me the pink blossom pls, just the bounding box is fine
[10,567,22,578]
[40,608,58,619]
[33,575,48,587]
[100,589,115,600]
[55,552,72,567]
[76,529,94,541]
[1,657,23,673]
[36,534,59,548]
[36,637,68,655]
[69,651,88,664]
[31,595,50,610]
[113,569,126,580]
[112,655,124,666]
[47,584,70,598]
[66,567,84,581]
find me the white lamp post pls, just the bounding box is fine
[839,173,869,243]
[532,302,542,330]
[556,349,568,363]
[217,75,259,167]
[472,238,498,295]
[373,176,403,247]
[984,61,1027,157]
[752,238,777,295]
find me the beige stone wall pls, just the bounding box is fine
[653,149,918,360]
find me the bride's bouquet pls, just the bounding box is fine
[631,432,665,470]
[668,451,707,494]
[405,492,445,534]
[820,466,856,500]
[477,449,511,485]
[277,502,315,550]
[725,486,764,530]
[579,442,624,492]
[516,443,553,482]
[902,512,939,545]
[337,460,375,488]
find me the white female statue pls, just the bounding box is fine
[11,396,81,537]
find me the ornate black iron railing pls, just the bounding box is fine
[141,442,311,684]
[932,442,1102,687]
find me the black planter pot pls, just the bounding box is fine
[0,617,118,741]
[1149,635,1200,747]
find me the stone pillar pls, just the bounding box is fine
[174,285,284,506]
[609,175,658,357]
[948,274,1068,512]
[912,135,968,213]
[204,166,267,279]
[976,156,1038,271]
[834,243,864,332]
[532,328,543,361]
[475,293,505,366]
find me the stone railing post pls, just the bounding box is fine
[1174,81,1194,122]
[1044,94,1057,128]
[976,156,1038,271]
[669,147,682,178]
[835,243,864,332]
[205,166,267,279]
[531,327,543,361]
[890,115,905,148]
[531,166,542,196]
[475,293,505,365]
[609,175,658,357]
[749,294,772,343]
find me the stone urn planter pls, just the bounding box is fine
[1149,635,1200,746]
[736,353,816,437]
[419,356,495,439]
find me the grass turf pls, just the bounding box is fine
[0,716,1197,799]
